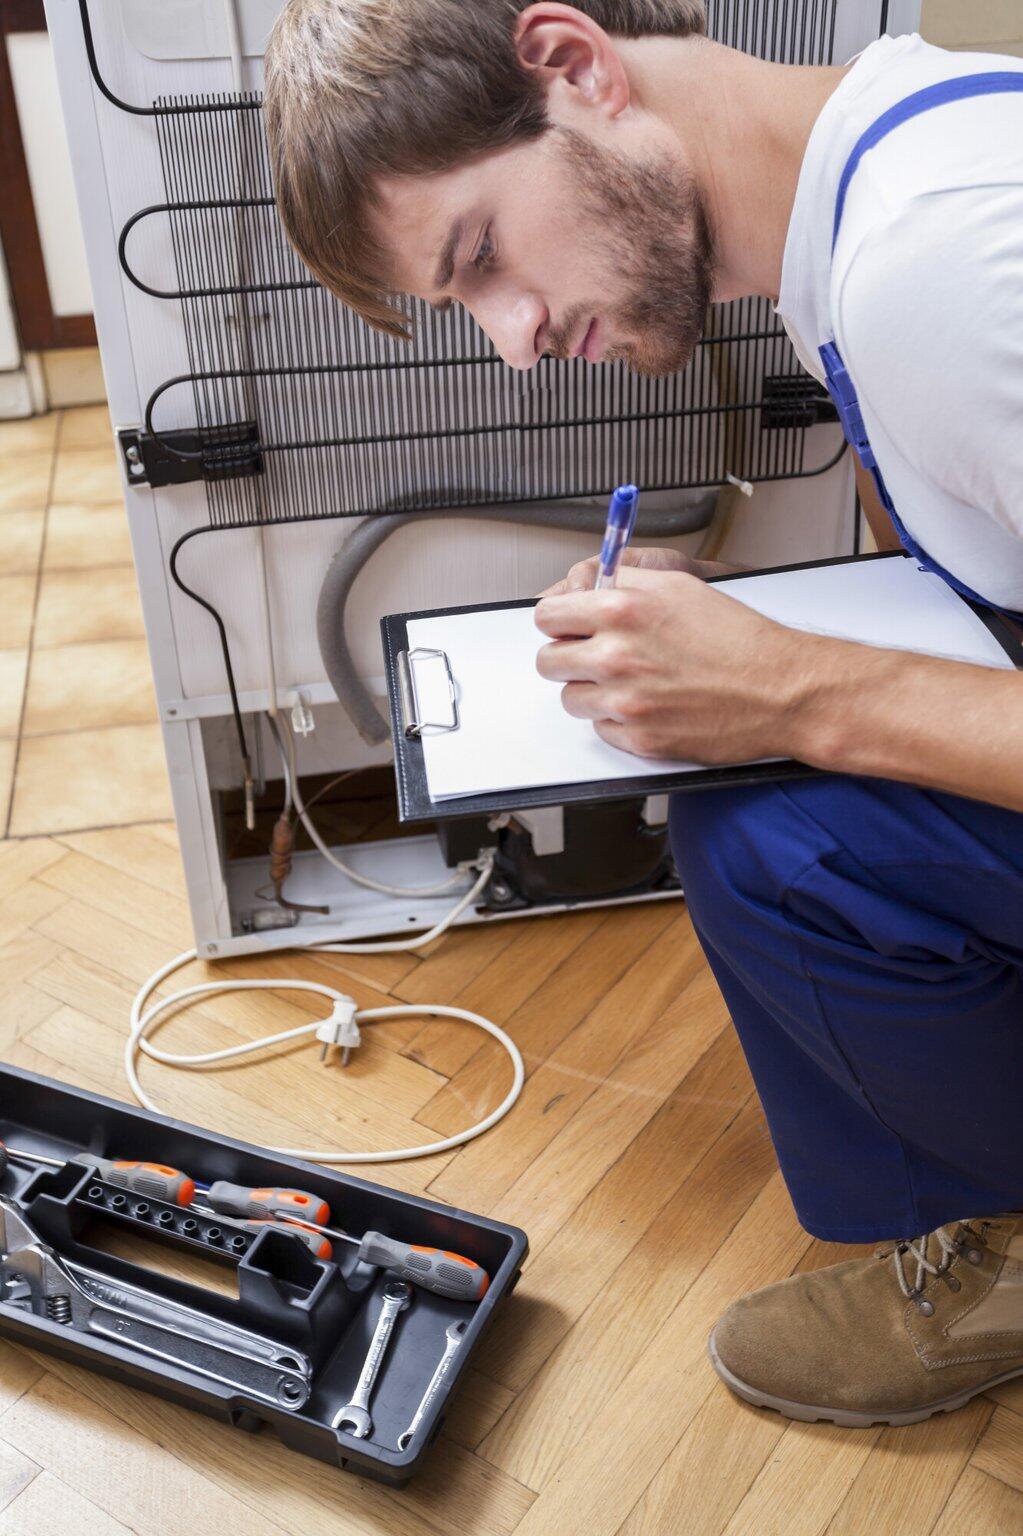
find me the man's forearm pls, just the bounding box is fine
[790,637,1023,812]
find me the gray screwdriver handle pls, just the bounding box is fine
[358,1231,489,1300]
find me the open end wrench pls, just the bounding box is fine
[332,1279,411,1438]
[0,1198,311,1409]
[397,1318,467,1451]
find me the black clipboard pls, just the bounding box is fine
[380,551,1023,824]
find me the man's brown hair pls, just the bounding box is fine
[263,0,707,337]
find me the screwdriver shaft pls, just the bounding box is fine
[0,1141,195,1204]
[283,1216,357,1247]
[2,1143,66,1169]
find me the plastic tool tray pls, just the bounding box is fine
[0,1064,528,1485]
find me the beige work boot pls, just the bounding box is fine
[709,1216,1023,1426]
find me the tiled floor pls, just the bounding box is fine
[0,406,172,838]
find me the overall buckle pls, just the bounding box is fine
[818,342,877,470]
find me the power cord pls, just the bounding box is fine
[126,852,526,1163]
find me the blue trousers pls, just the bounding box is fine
[669,776,1023,1243]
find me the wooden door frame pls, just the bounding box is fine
[0,0,96,349]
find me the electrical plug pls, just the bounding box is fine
[316,996,361,1067]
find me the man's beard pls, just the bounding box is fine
[545,128,715,377]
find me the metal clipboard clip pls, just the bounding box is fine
[396,647,460,738]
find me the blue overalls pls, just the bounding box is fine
[670,73,1023,1244]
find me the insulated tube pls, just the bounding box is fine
[316,493,719,745]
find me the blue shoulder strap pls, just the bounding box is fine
[818,70,1023,622]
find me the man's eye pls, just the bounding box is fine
[472,231,496,271]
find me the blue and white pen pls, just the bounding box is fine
[595,483,639,589]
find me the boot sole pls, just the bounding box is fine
[708,1326,1023,1428]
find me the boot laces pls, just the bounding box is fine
[891,1222,987,1302]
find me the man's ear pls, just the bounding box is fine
[515,3,630,117]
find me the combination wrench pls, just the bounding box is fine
[332,1279,412,1438]
[397,1318,467,1451]
[0,1198,312,1409]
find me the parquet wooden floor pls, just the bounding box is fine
[1,829,1023,1534]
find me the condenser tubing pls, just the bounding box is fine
[169,526,251,772]
[119,201,320,302]
[79,0,261,118]
[144,361,505,462]
[143,366,775,466]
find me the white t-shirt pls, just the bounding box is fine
[776,34,1023,612]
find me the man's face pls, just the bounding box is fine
[374,126,715,377]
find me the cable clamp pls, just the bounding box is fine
[316,996,361,1067]
[290,691,315,737]
[449,848,497,881]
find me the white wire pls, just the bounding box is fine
[175,5,520,1166]
[255,531,292,813]
[313,852,494,950]
[271,714,470,899]
[125,856,523,1162]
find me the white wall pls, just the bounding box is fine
[7,30,93,318]
[921,0,1023,55]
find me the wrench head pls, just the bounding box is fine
[0,1197,40,1258]
[0,1235,87,1327]
[333,1402,372,1437]
[382,1279,412,1310]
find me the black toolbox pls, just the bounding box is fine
[0,1064,528,1485]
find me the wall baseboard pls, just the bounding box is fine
[39,344,105,408]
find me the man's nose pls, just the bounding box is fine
[472,290,547,371]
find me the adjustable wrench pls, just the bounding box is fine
[332,1279,412,1438]
[0,1198,311,1410]
[397,1317,467,1451]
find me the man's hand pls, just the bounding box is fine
[539,546,746,597]
[534,566,813,764]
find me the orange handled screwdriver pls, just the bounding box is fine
[197,1181,330,1226]
[94,1159,196,1206]
[0,1140,195,1206]
[192,1205,332,1261]
[277,1217,489,1300]
[357,1232,489,1301]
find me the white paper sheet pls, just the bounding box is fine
[404,556,1015,801]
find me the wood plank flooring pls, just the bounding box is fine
[0,828,1022,1533]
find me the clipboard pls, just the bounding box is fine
[380,551,1023,825]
